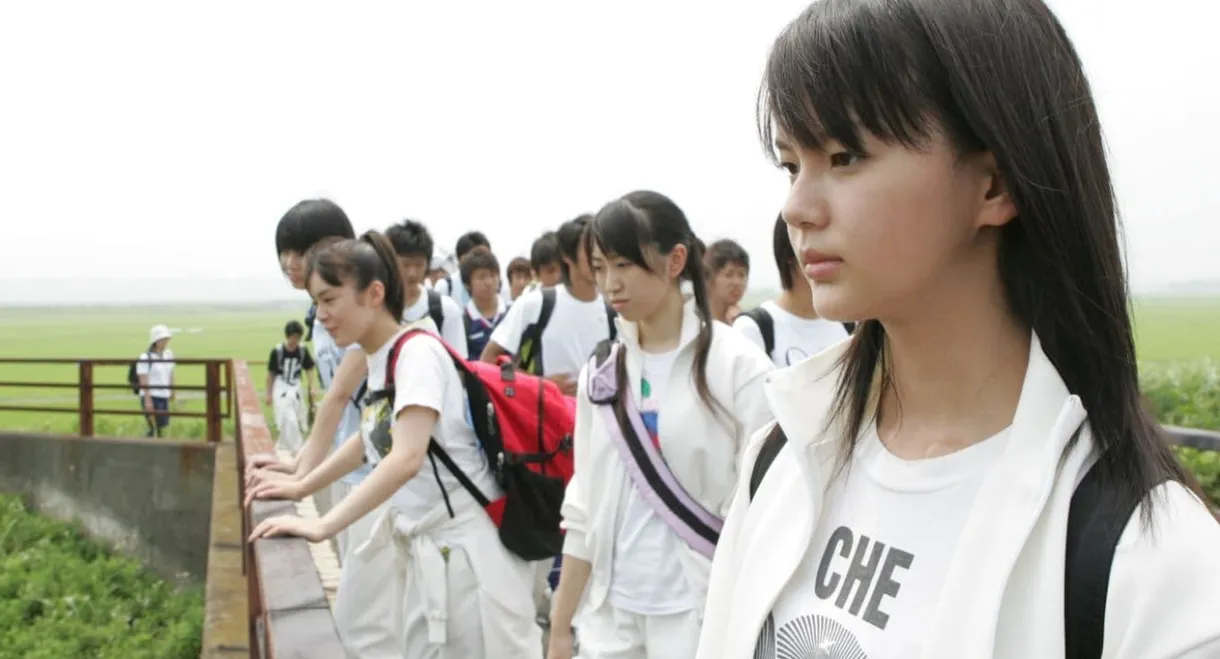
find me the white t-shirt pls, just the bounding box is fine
[311,318,368,483]
[608,348,695,615]
[360,328,500,520]
[754,425,1011,658]
[734,300,850,368]
[402,285,469,359]
[135,349,175,398]
[489,285,612,377]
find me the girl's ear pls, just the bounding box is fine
[362,280,386,309]
[667,243,689,280]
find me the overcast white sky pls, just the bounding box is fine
[0,0,1216,304]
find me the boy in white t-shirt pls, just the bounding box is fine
[734,215,852,367]
[135,324,176,437]
[386,219,468,356]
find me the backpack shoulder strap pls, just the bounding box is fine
[537,287,557,332]
[585,339,621,405]
[1064,457,1156,659]
[748,424,789,500]
[604,301,618,340]
[741,307,775,356]
[427,289,445,330]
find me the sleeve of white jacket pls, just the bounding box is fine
[728,337,777,504]
[1105,482,1220,658]
[559,362,594,562]
[696,421,778,659]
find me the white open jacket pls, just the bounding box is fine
[697,333,1220,659]
[560,299,776,614]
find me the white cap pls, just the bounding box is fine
[430,248,457,273]
[149,324,173,343]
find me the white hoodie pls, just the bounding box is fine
[560,298,776,615]
[698,333,1220,659]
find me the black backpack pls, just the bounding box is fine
[351,290,447,407]
[514,287,617,375]
[127,344,156,395]
[747,426,1152,659]
[739,307,856,357]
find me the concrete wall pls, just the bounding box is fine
[0,432,215,584]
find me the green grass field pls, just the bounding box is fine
[0,296,1216,438]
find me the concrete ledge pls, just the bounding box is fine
[202,441,251,658]
[0,431,215,583]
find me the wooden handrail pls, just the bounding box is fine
[232,360,343,658]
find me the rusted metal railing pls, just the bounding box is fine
[0,357,232,442]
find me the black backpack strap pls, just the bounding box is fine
[841,321,856,334]
[516,288,557,374]
[741,308,775,356]
[604,301,618,341]
[1064,457,1156,659]
[748,425,789,500]
[427,289,445,330]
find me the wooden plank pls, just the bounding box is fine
[252,536,330,613]
[231,359,345,657]
[264,608,347,659]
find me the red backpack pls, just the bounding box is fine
[375,329,576,561]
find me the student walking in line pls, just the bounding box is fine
[247,198,402,656]
[698,2,1220,658]
[734,216,851,367]
[530,231,564,290]
[546,191,775,659]
[265,320,316,455]
[703,239,750,324]
[506,256,534,302]
[385,219,468,356]
[460,248,509,359]
[135,324,176,437]
[481,215,615,390]
[433,231,512,308]
[247,231,543,659]
[480,215,620,619]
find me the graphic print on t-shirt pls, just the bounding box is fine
[640,377,661,450]
[755,524,916,658]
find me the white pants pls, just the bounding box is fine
[359,500,542,659]
[331,482,401,658]
[577,603,701,659]
[533,560,553,620]
[272,379,307,454]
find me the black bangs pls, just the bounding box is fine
[759,0,979,157]
[588,198,657,272]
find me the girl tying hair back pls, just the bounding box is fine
[547,191,774,659]
[248,231,541,659]
[699,1,1220,658]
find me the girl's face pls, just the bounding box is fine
[308,272,384,347]
[280,251,306,290]
[709,263,748,307]
[777,126,1014,323]
[591,241,686,323]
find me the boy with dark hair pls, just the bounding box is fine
[704,238,751,323]
[734,215,852,366]
[506,256,534,301]
[530,231,563,289]
[249,198,401,657]
[385,219,468,357]
[435,230,512,307]
[265,320,315,454]
[460,249,508,358]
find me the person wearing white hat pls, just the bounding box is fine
[136,324,176,437]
